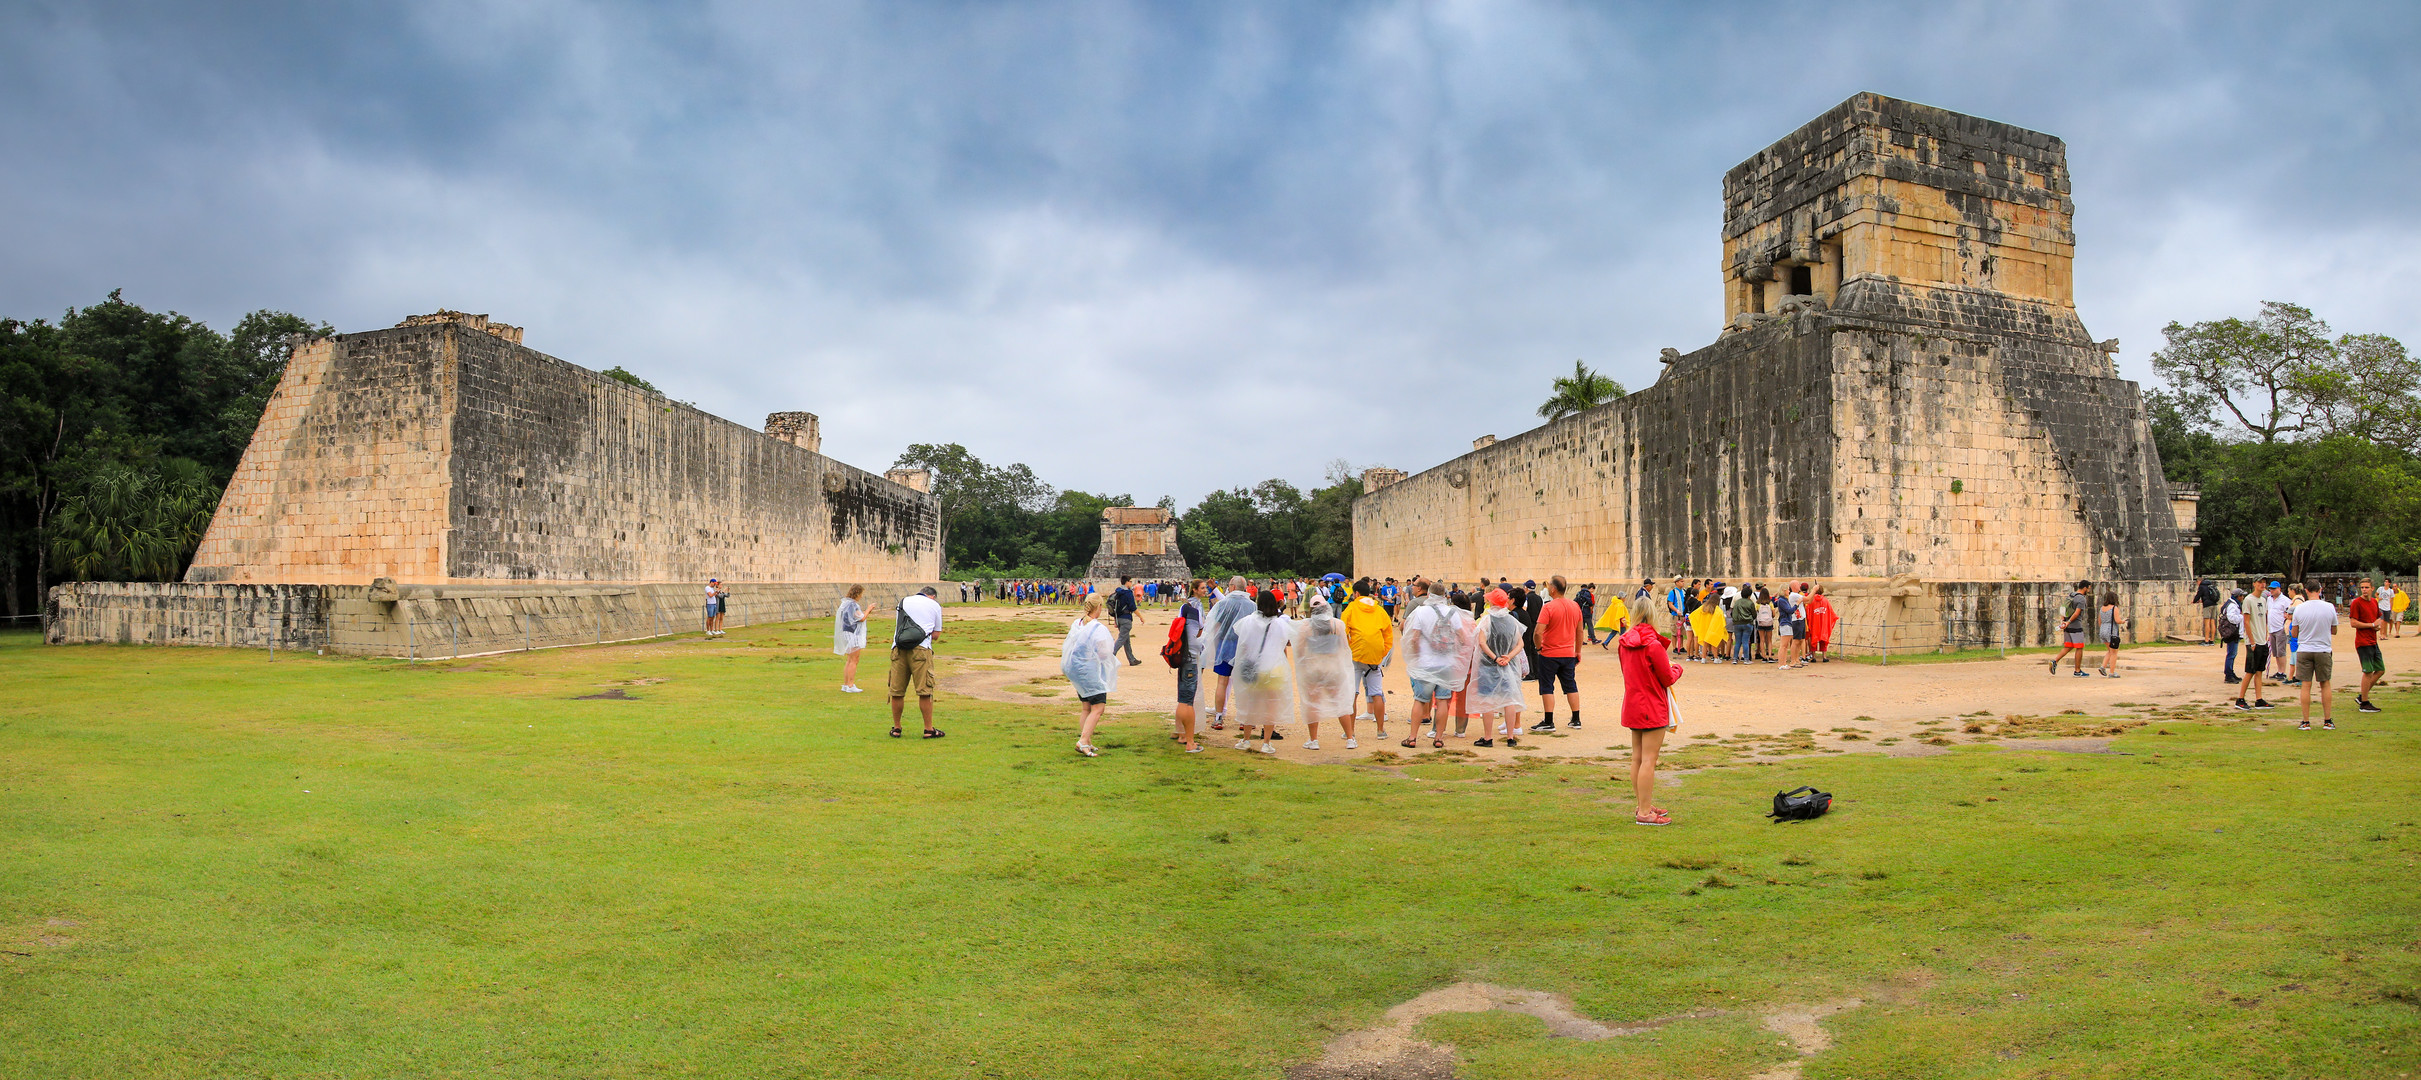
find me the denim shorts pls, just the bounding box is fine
[1176,662,1199,705]
[1411,678,1449,704]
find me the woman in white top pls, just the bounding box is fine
[1292,597,1358,750]
[1061,594,1119,757]
[1228,591,1294,755]
[833,584,868,692]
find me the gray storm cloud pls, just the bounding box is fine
[2,0,2414,503]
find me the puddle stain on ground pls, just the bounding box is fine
[1287,973,1932,1080]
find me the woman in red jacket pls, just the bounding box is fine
[1617,619,1684,825]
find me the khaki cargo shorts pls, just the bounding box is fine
[2294,651,2333,685]
[888,646,936,698]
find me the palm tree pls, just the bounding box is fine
[1536,360,1626,422]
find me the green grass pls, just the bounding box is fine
[3,623,2418,1078]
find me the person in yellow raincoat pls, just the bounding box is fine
[1690,585,1730,659]
[1593,589,1630,650]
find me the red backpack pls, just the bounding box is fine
[1161,613,1189,668]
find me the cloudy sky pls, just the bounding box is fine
[5,1,2415,506]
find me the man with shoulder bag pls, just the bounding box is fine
[888,586,947,739]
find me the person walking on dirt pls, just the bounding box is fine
[1616,615,1682,826]
[1111,576,1142,666]
[2097,590,2124,678]
[1062,594,1118,757]
[1172,580,1208,753]
[2050,581,2092,677]
[1203,576,1256,731]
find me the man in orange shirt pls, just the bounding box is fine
[1527,575,1586,731]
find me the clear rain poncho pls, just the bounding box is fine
[1469,607,1532,713]
[1059,616,1119,699]
[1291,600,1357,723]
[1404,595,1477,692]
[833,596,868,656]
[1200,590,1258,671]
[1226,611,1294,728]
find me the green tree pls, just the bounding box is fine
[1536,360,1625,422]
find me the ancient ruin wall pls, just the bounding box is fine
[442,326,936,583]
[187,319,939,586]
[185,333,455,583]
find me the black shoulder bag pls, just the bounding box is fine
[1767,786,1832,822]
[893,602,928,649]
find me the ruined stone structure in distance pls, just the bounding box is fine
[185,311,939,585]
[1086,506,1190,584]
[1352,93,2200,648]
[50,311,944,655]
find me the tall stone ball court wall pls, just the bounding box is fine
[184,334,456,584]
[441,328,938,584]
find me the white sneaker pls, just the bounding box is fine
[1345,738,1358,749]
[1302,740,1321,750]
[1234,739,1250,751]
[1259,743,1277,754]
[840,685,861,693]
[1356,713,1374,721]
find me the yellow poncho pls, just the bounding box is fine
[1690,598,1729,649]
[1594,594,1630,632]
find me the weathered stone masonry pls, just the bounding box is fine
[1353,93,2197,649]
[184,313,939,586]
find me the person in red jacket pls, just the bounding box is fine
[1617,619,1683,826]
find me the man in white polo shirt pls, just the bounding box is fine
[2290,581,2337,731]
[888,586,946,739]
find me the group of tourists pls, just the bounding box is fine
[996,578,1192,607]
[1639,579,1839,667]
[2215,577,2400,729]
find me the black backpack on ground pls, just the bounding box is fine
[1768,786,1832,822]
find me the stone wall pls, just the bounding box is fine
[185,316,939,586]
[1352,91,2187,608]
[46,580,959,658]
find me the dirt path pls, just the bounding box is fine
[937,603,2416,762]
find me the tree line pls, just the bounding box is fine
[1,292,327,617]
[2,292,2408,617]
[892,443,1363,581]
[2146,301,2420,583]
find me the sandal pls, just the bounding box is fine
[889,727,902,738]
[1076,743,1098,758]
[922,728,946,739]
[1400,738,1418,749]
[1633,811,1672,826]
[1431,737,1444,748]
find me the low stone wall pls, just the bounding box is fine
[1623,578,2201,656]
[44,581,959,658]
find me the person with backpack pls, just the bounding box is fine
[2219,587,2245,686]
[1202,575,1257,732]
[1617,610,1683,826]
[2050,581,2092,677]
[1577,583,1598,645]
[887,586,946,739]
[1111,576,1142,666]
[1343,578,1396,739]
[2194,577,2221,645]
[2097,590,2124,678]
[1166,579,1208,753]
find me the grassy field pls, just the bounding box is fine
[3,619,2417,1079]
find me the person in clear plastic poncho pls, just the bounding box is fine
[1226,590,1294,755]
[1200,576,1259,732]
[1291,597,1359,750]
[1400,578,1476,749]
[1470,588,1531,746]
[1060,594,1119,757]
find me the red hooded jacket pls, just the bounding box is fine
[1617,621,1682,730]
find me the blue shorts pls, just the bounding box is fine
[1212,661,1233,678]
[1411,679,1449,704]
[1177,663,1200,705]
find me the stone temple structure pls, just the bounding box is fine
[49,311,947,654]
[1086,507,1190,584]
[1352,93,2201,651]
